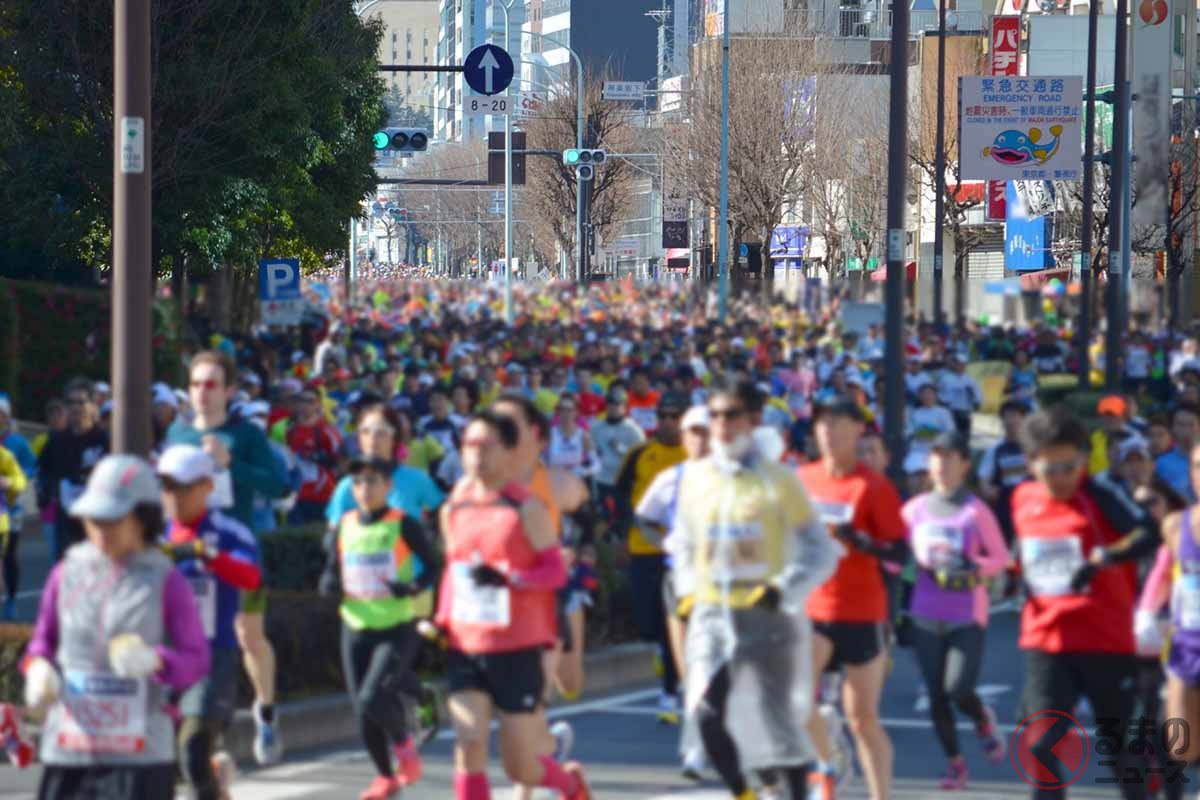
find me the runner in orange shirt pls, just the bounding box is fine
[798,396,907,800]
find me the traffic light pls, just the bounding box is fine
[388,207,410,221]
[563,149,605,182]
[374,128,429,152]
[487,131,527,185]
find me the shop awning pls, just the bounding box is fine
[869,262,917,281]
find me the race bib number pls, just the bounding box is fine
[1020,537,1084,597]
[188,575,217,639]
[297,459,320,484]
[450,563,511,628]
[704,521,768,583]
[912,523,965,570]
[630,406,657,433]
[208,471,234,510]
[1176,572,1200,631]
[813,501,854,528]
[59,480,84,510]
[342,551,397,600]
[57,672,147,755]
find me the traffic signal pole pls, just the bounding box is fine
[112,0,152,456]
[932,0,946,326]
[1077,0,1099,389]
[716,0,731,324]
[1105,0,1130,390]
[883,0,909,487]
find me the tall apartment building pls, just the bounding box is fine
[433,0,525,142]
[365,0,439,121]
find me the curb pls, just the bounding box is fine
[222,642,657,762]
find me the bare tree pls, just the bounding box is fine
[909,37,990,322]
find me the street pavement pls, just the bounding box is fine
[1,612,1151,799]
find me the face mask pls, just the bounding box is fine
[712,432,753,464]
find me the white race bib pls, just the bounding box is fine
[297,459,320,484]
[705,521,768,583]
[57,671,147,755]
[813,501,854,527]
[1175,573,1200,631]
[188,575,217,639]
[450,562,511,628]
[208,471,234,510]
[342,550,397,600]
[630,406,658,433]
[1020,537,1084,597]
[912,522,966,570]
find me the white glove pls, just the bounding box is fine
[1134,609,1167,658]
[23,657,61,713]
[107,634,162,679]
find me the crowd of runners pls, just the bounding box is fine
[3,275,1200,799]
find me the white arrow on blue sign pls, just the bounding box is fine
[464,44,514,96]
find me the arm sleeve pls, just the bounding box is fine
[24,564,62,664]
[318,526,342,597]
[1138,544,1174,613]
[400,516,440,591]
[207,531,261,592]
[1090,477,1162,562]
[969,498,1011,578]
[155,570,212,691]
[634,470,676,530]
[509,545,569,591]
[612,444,644,526]
[230,424,289,500]
[665,502,698,599]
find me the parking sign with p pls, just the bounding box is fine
[258,258,303,327]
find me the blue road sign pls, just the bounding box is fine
[464,44,514,96]
[258,258,303,327]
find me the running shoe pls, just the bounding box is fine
[551,720,575,763]
[680,748,706,783]
[252,700,284,765]
[211,750,237,800]
[564,761,592,800]
[393,736,422,785]
[977,705,1007,765]
[359,775,401,800]
[939,758,968,790]
[656,691,680,725]
[807,769,837,800]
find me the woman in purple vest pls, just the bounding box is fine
[902,431,1010,791]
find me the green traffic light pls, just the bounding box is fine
[373,131,390,149]
[565,149,580,165]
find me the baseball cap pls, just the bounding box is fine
[157,444,216,485]
[811,395,866,424]
[151,382,178,409]
[1098,395,1128,417]
[681,406,710,430]
[1118,436,1151,462]
[69,454,161,520]
[347,456,395,476]
[658,392,688,413]
[930,431,971,458]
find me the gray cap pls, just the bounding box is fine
[69,454,161,521]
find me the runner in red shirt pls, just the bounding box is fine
[286,388,342,525]
[798,396,906,800]
[1013,408,1158,800]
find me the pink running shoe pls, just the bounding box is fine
[940,758,968,790]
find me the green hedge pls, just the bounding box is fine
[0,278,182,419]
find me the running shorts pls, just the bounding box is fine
[446,647,546,714]
[813,621,886,670]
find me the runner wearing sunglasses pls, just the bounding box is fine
[1013,408,1160,800]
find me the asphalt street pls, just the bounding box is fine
[1,612,1155,799]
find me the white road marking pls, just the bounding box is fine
[230,782,334,800]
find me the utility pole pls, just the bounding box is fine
[716,0,731,323]
[1077,0,1099,388]
[1181,0,1197,332]
[883,0,909,487]
[112,0,152,456]
[1106,0,1130,390]
[932,0,946,326]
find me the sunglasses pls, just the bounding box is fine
[1035,457,1083,477]
[709,407,746,421]
[189,379,220,391]
[659,411,682,421]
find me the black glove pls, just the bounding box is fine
[387,580,422,598]
[749,584,782,612]
[471,564,509,587]
[833,523,871,552]
[1069,563,1098,593]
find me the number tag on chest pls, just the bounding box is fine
[704,521,768,583]
[57,671,147,754]
[342,551,397,600]
[1176,572,1200,630]
[912,523,965,570]
[188,575,217,639]
[1020,537,1084,597]
[450,563,511,627]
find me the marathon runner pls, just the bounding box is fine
[669,380,840,800]
[1013,408,1160,799]
[167,350,290,764]
[800,396,907,800]
[158,444,263,800]
[320,455,439,800]
[22,455,209,800]
[435,411,591,800]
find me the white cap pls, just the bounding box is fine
[243,400,271,419]
[95,381,111,395]
[152,382,178,409]
[70,455,160,520]
[681,405,710,430]
[157,444,216,485]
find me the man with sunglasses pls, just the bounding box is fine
[1013,408,1161,799]
[613,393,689,722]
[36,378,108,561]
[167,350,290,765]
